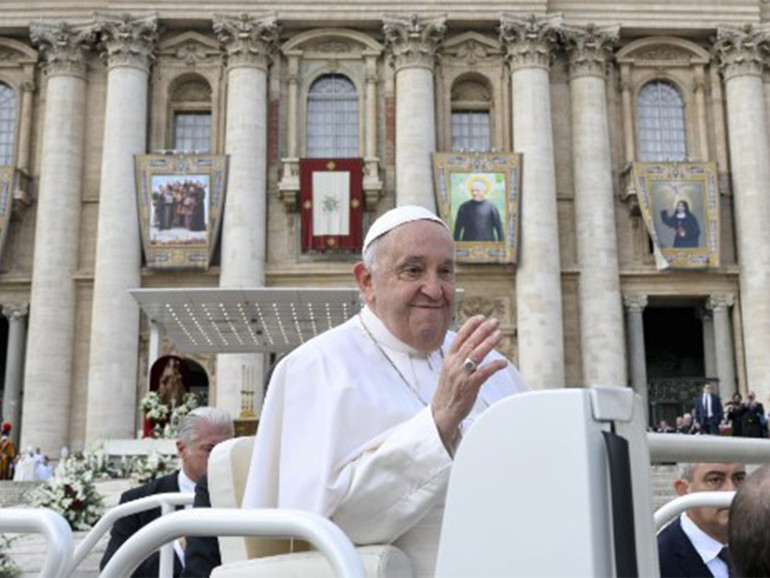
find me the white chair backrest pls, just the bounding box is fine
[208,436,255,563]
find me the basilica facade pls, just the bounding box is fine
[0,1,768,454]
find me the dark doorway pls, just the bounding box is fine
[644,305,706,428]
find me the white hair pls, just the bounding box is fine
[178,406,233,445]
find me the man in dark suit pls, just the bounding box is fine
[694,384,724,435]
[658,462,745,578]
[100,407,233,577]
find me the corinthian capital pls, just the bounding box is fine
[712,23,770,80]
[30,20,97,78]
[2,303,28,321]
[623,293,648,313]
[707,293,735,311]
[95,12,158,72]
[499,13,562,71]
[560,23,619,79]
[383,14,446,72]
[213,13,280,71]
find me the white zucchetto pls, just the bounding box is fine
[362,205,448,253]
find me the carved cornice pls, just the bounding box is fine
[560,23,619,80]
[95,12,159,72]
[707,293,735,311]
[623,293,648,313]
[712,24,770,81]
[213,13,280,71]
[382,14,446,72]
[30,20,96,78]
[499,13,562,71]
[2,303,29,321]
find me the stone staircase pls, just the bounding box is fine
[650,464,679,513]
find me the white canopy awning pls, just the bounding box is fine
[130,288,361,354]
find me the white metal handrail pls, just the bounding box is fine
[654,491,735,531]
[67,491,194,577]
[100,508,367,578]
[0,508,73,578]
[648,433,770,463]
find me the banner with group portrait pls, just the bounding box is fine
[135,154,227,270]
[632,162,720,269]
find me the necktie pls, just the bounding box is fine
[718,546,733,577]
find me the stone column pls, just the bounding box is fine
[16,80,35,174]
[214,14,279,417]
[22,21,95,455]
[562,24,626,388]
[2,304,28,449]
[619,63,635,164]
[713,25,770,398]
[707,294,737,400]
[693,66,709,161]
[383,14,446,210]
[85,14,158,445]
[623,294,649,422]
[500,14,565,388]
[700,309,717,378]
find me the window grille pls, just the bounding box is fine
[451,111,491,151]
[306,74,359,158]
[0,83,15,166]
[173,112,211,154]
[637,81,687,162]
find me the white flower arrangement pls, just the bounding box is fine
[139,391,201,439]
[130,450,178,486]
[0,535,20,578]
[28,453,104,531]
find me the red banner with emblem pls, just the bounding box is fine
[300,158,363,252]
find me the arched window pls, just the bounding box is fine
[451,77,492,152]
[0,83,16,166]
[306,74,359,158]
[637,80,687,162]
[170,76,212,154]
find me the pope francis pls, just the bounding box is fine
[243,205,529,576]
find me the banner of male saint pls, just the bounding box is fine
[135,154,227,270]
[632,162,720,269]
[0,167,13,261]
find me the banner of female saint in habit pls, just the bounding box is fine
[632,162,720,270]
[135,154,227,270]
[0,167,13,262]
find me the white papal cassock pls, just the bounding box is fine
[243,306,529,577]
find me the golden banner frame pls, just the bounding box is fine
[135,154,227,270]
[0,167,14,262]
[632,162,720,269]
[433,153,522,265]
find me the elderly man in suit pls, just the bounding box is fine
[658,462,745,578]
[100,407,233,577]
[694,384,724,435]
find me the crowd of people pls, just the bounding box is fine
[0,421,57,482]
[656,384,769,439]
[152,179,207,234]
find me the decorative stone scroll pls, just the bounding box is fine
[560,23,619,79]
[499,13,562,71]
[30,20,96,77]
[213,13,280,70]
[95,12,158,71]
[712,23,770,80]
[383,13,446,71]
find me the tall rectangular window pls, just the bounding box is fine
[0,83,16,166]
[451,111,490,152]
[306,74,359,158]
[173,112,211,154]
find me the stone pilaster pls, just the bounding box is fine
[85,13,158,446]
[22,21,95,455]
[712,25,770,400]
[562,24,626,388]
[707,293,737,400]
[500,14,565,389]
[3,304,28,449]
[383,14,446,209]
[623,294,649,422]
[214,13,279,416]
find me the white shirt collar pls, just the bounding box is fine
[177,468,196,495]
[360,305,431,357]
[680,512,726,565]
